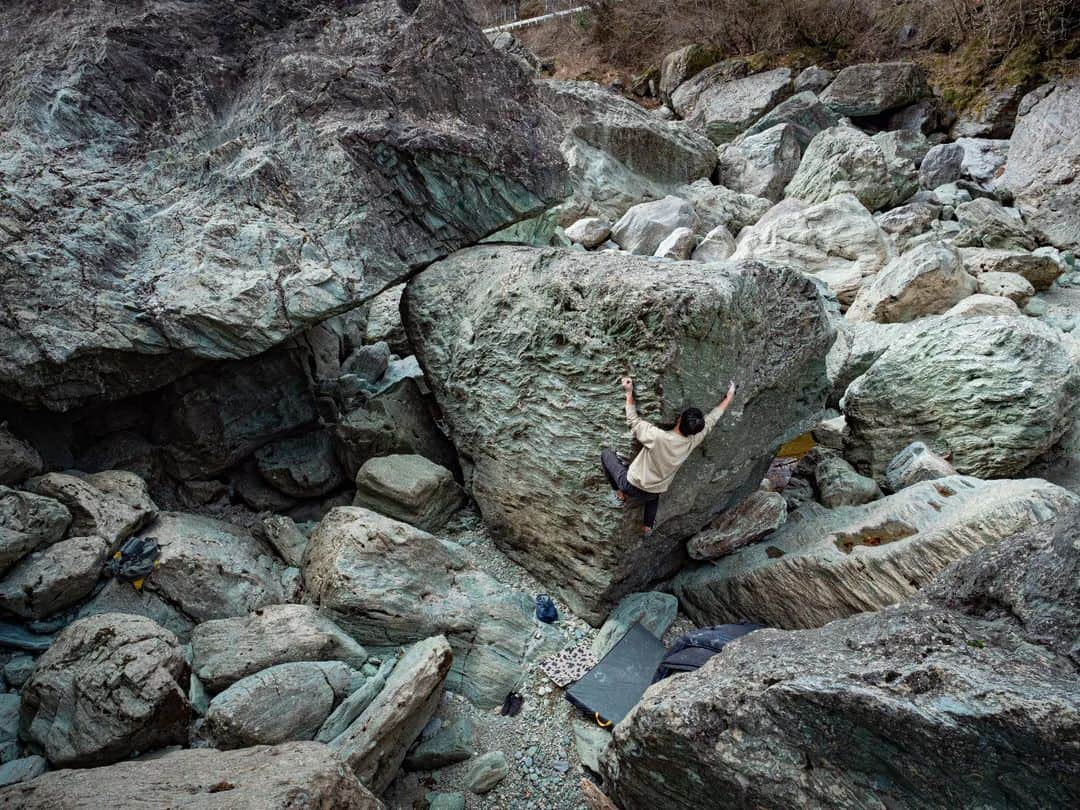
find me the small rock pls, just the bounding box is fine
[426,792,466,810]
[919,143,964,189]
[353,454,462,532]
[793,65,834,94]
[0,425,42,486]
[884,442,958,492]
[690,224,735,262]
[0,755,47,788]
[814,451,881,508]
[342,342,392,382]
[2,655,35,689]
[977,271,1035,307]
[405,716,476,771]
[365,283,411,357]
[610,196,694,255]
[812,415,846,450]
[653,227,696,260]
[255,514,309,568]
[591,591,678,658]
[465,751,509,794]
[565,217,612,249]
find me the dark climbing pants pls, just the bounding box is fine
[601,448,659,529]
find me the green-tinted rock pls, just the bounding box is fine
[591,592,678,659]
[405,716,476,771]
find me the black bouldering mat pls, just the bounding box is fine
[565,622,666,726]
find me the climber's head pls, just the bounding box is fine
[676,407,705,436]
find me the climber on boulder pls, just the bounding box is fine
[601,376,737,536]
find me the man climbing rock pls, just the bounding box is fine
[601,377,737,535]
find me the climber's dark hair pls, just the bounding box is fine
[678,407,705,436]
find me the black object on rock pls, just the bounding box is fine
[535,594,558,623]
[104,536,160,584]
[500,692,524,717]
[652,623,764,683]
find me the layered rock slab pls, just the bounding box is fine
[0,742,383,809]
[604,504,1080,809]
[404,246,833,621]
[0,0,568,410]
[672,476,1076,629]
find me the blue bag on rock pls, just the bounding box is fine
[535,594,558,623]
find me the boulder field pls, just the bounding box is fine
[603,505,1080,809]
[404,246,834,621]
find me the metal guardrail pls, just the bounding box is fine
[482,5,590,33]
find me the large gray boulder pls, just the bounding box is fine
[673,68,793,144]
[304,507,559,706]
[846,241,977,323]
[353,454,462,531]
[0,742,383,809]
[24,471,154,549]
[542,80,715,221]
[733,193,894,305]
[960,247,1064,290]
[191,604,368,694]
[21,613,190,767]
[610,196,695,255]
[715,124,802,202]
[843,317,1080,478]
[919,142,964,189]
[331,635,453,794]
[784,126,909,211]
[607,503,1080,808]
[740,91,839,150]
[140,512,293,623]
[0,0,568,411]
[659,44,720,105]
[1001,80,1080,250]
[819,61,929,117]
[0,486,70,576]
[205,661,356,749]
[404,246,833,621]
[0,535,108,620]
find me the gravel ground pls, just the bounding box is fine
[384,506,693,810]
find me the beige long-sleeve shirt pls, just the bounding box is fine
[625,400,725,494]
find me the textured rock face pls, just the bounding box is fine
[686,490,787,561]
[884,441,957,492]
[674,68,793,144]
[354,454,462,531]
[819,61,929,116]
[24,471,154,549]
[191,604,368,694]
[331,635,453,794]
[205,661,355,748]
[846,241,976,323]
[733,194,894,305]
[0,742,383,809]
[811,451,881,507]
[21,613,190,767]
[542,80,715,221]
[304,507,559,706]
[0,427,42,486]
[672,476,1076,629]
[954,198,1037,250]
[141,512,292,623]
[960,247,1064,290]
[659,44,720,104]
[608,504,1080,810]
[741,91,839,150]
[843,317,1080,478]
[785,126,906,211]
[1002,80,1080,250]
[404,246,833,621]
[715,124,802,202]
[0,535,108,619]
[977,270,1035,306]
[919,142,964,188]
[610,196,695,255]
[0,486,70,575]
[0,0,568,411]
